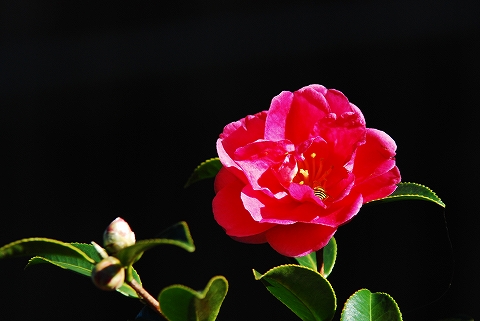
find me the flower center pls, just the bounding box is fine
[293,152,332,200]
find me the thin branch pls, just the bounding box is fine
[128,278,162,315]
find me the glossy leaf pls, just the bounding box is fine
[340,289,402,321]
[253,264,336,321]
[158,275,228,321]
[115,221,195,268]
[154,221,196,246]
[26,243,142,298]
[294,252,317,271]
[0,238,95,263]
[184,158,222,188]
[368,182,445,207]
[322,237,337,278]
[71,243,103,262]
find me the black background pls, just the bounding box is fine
[1,1,478,320]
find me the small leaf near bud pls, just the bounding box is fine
[103,217,136,254]
[91,241,109,259]
[91,256,125,291]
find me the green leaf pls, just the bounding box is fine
[367,182,445,208]
[292,237,336,278]
[253,264,336,321]
[27,254,93,277]
[294,252,317,271]
[184,158,222,188]
[155,221,195,246]
[72,242,106,262]
[25,243,142,298]
[158,275,228,321]
[322,237,337,278]
[0,237,95,264]
[340,289,402,321]
[116,221,195,268]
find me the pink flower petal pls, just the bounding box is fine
[241,185,321,224]
[287,183,324,204]
[231,233,267,244]
[214,166,238,193]
[217,111,267,171]
[312,192,363,226]
[353,128,399,184]
[213,170,274,237]
[286,86,331,145]
[325,89,355,115]
[265,91,293,141]
[233,139,295,195]
[266,85,331,145]
[212,84,401,258]
[266,223,337,257]
[358,166,401,203]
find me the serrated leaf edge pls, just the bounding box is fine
[340,289,403,321]
[294,252,317,271]
[160,275,228,300]
[253,263,320,280]
[192,157,220,172]
[70,242,102,262]
[26,256,92,274]
[254,264,337,321]
[368,182,445,207]
[131,237,195,253]
[0,237,96,263]
[374,291,403,320]
[26,255,141,298]
[323,237,337,278]
[184,157,221,188]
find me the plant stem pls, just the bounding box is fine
[128,279,162,315]
[319,262,325,277]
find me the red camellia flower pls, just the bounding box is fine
[213,84,401,257]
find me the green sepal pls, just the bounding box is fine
[115,221,195,273]
[158,275,228,321]
[25,243,142,298]
[253,264,336,321]
[367,182,445,207]
[340,289,402,321]
[184,158,222,188]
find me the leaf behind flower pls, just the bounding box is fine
[367,182,445,207]
[293,237,336,278]
[294,252,317,271]
[184,158,222,188]
[322,237,337,278]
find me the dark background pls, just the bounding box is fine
[1,1,478,320]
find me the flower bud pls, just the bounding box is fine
[91,256,125,291]
[103,217,136,254]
